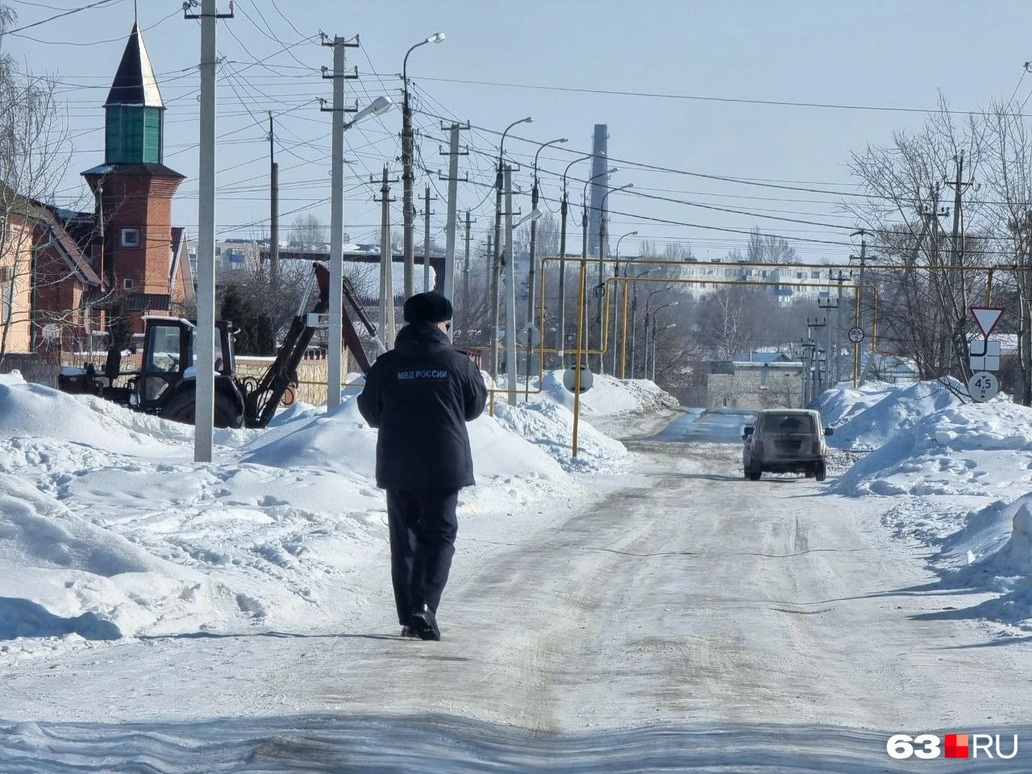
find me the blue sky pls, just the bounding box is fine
[5,0,1032,265]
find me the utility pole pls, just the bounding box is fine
[944,152,974,373]
[806,316,827,399]
[833,269,847,383]
[490,162,504,380]
[439,122,468,307]
[183,0,233,464]
[268,112,279,293]
[504,165,517,399]
[557,183,569,367]
[461,210,474,336]
[320,33,359,411]
[849,229,876,378]
[923,184,949,372]
[421,185,436,291]
[818,289,838,387]
[374,165,397,350]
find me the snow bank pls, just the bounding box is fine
[0,365,637,647]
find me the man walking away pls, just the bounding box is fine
[357,291,487,641]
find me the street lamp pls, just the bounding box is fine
[614,230,638,260]
[580,167,617,370]
[610,230,638,376]
[344,95,393,129]
[651,322,677,381]
[597,183,633,373]
[642,296,677,378]
[507,207,542,402]
[490,116,534,380]
[527,137,567,383]
[627,267,654,376]
[401,32,446,300]
[556,154,592,366]
[324,88,395,412]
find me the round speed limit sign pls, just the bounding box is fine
[967,371,999,402]
[847,327,865,343]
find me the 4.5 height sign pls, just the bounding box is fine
[887,733,1018,760]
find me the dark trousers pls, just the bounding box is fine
[385,488,459,625]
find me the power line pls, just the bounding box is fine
[7,0,118,35]
[415,74,1028,119]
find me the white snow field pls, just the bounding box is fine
[0,371,1030,772]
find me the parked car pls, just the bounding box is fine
[742,409,833,481]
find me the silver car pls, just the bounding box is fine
[742,409,832,481]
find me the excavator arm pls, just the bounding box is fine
[242,262,378,428]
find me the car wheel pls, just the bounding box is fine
[747,463,762,481]
[815,460,827,482]
[804,465,816,478]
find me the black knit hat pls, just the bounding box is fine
[403,291,453,323]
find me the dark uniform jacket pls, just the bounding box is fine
[357,322,488,490]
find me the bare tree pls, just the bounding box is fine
[0,4,76,366]
[289,213,328,251]
[982,99,1032,404]
[845,93,992,390]
[746,227,797,264]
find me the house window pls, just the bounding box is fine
[121,228,141,248]
[123,278,134,291]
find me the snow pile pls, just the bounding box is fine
[0,368,632,649]
[538,369,679,418]
[490,397,628,473]
[830,399,1032,498]
[819,377,964,450]
[820,377,1032,630]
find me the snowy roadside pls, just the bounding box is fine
[819,378,1032,636]
[0,370,664,660]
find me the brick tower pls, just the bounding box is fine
[82,16,185,332]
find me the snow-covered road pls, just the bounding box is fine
[3,422,1028,772]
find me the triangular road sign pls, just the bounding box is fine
[970,306,1004,337]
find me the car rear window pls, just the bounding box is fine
[761,413,815,433]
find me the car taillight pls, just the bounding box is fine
[753,440,763,456]
[812,441,820,454]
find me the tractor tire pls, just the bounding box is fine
[161,390,241,429]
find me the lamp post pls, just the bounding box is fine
[556,153,591,366]
[626,265,652,378]
[611,230,638,376]
[581,167,616,372]
[490,116,533,380]
[651,322,677,381]
[526,136,567,383]
[401,32,445,300]
[642,296,676,379]
[508,207,542,402]
[326,91,394,412]
[597,183,633,373]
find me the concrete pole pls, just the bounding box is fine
[462,209,471,329]
[378,165,395,350]
[504,165,517,401]
[191,0,220,462]
[557,186,568,366]
[422,184,431,291]
[443,124,460,305]
[269,113,279,294]
[490,160,503,379]
[327,39,346,410]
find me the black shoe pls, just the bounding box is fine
[409,603,441,641]
[400,625,419,638]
